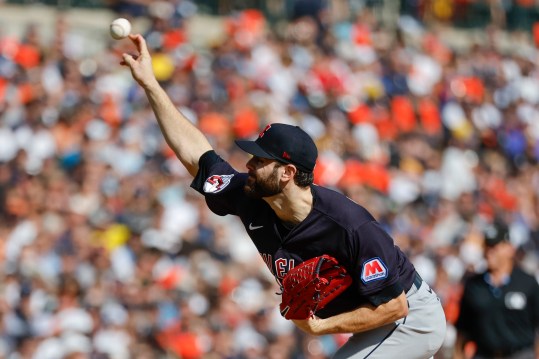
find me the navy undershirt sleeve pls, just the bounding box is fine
[366,281,404,306]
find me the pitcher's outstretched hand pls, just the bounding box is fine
[121,34,158,89]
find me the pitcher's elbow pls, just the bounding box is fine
[398,303,409,318]
[393,293,409,319]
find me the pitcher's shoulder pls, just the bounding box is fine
[311,185,375,228]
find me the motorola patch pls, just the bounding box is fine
[361,258,388,283]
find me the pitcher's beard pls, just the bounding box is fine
[244,168,282,198]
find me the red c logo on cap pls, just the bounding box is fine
[259,124,271,138]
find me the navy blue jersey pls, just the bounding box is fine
[191,151,416,318]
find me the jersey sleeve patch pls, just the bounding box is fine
[361,257,388,284]
[203,174,234,193]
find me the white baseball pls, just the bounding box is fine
[110,18,131,40]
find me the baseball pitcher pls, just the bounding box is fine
[121,34,446,359]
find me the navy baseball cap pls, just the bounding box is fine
[235,123,318,173]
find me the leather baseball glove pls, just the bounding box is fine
[279,255,353,320]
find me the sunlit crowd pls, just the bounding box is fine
[0,1,538,358]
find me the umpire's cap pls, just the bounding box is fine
[484,222,510,247]
[235,123,318,173]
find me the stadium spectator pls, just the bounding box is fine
[0,1,538,358]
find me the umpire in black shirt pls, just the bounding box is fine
[453,222,539,359]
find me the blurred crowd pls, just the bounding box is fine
[0,0,539,358]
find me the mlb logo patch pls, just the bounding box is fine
[203,174,234,193]
[361,258,388,283]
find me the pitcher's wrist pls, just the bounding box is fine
[142,78,160,92]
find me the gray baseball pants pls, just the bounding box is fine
[333,276,447,359]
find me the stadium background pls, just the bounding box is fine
[0,0,538,358]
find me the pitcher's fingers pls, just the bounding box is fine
[129,34,150,57]
[120,52,139,66]
[122,53,135,66]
